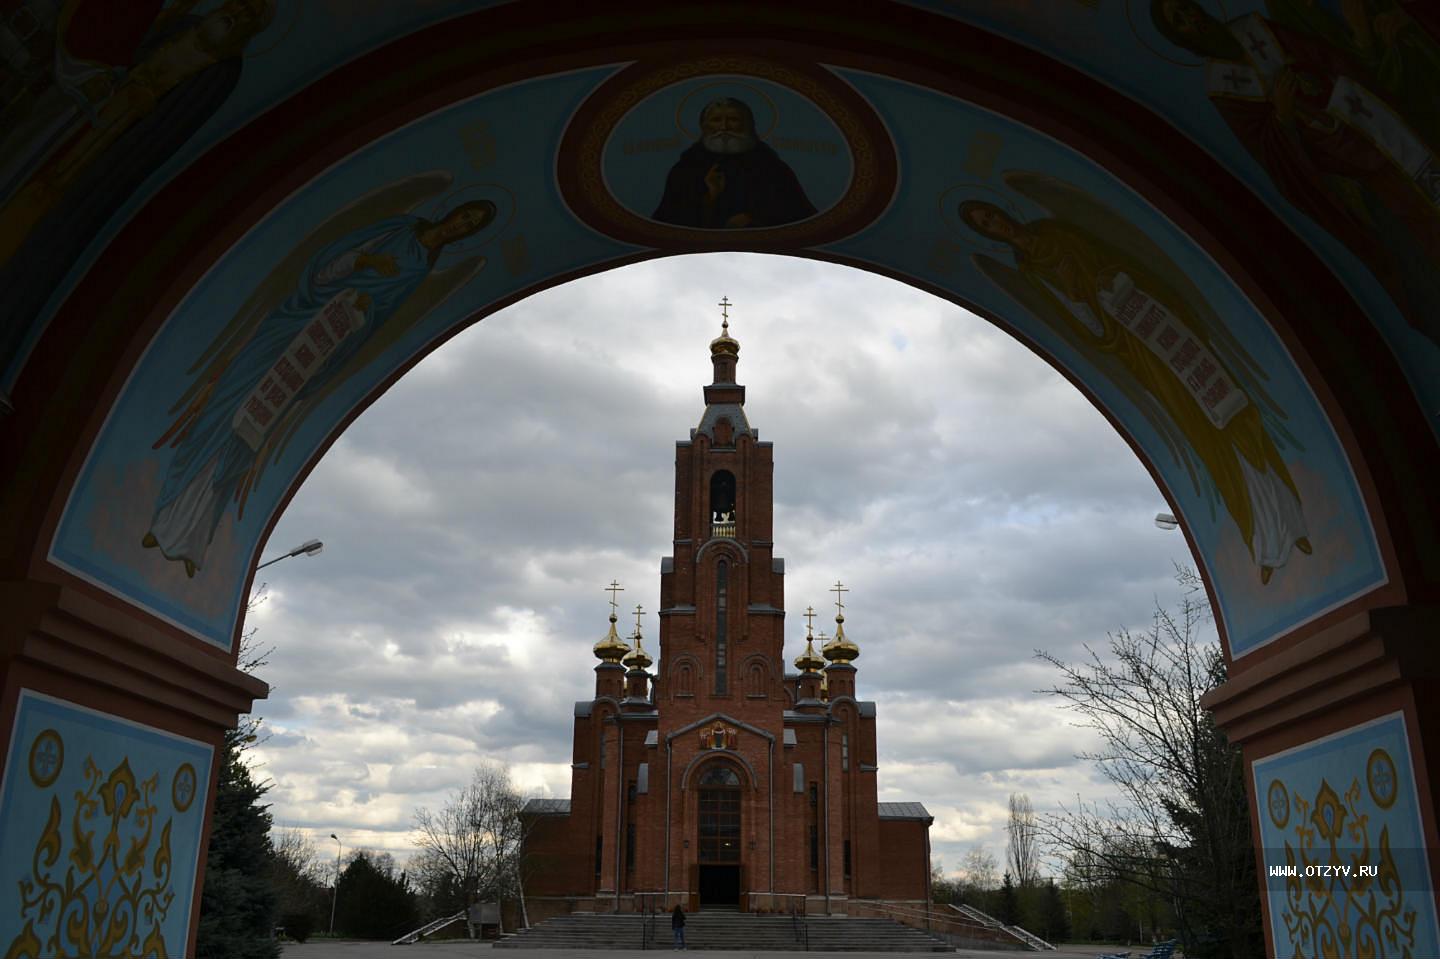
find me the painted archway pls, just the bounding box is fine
[0,3,1437,955]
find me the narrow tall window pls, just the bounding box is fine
[809,825,819,870]
[595,835,603,878]
[715,560,728,694]
[842,733,849,772]
[844,839,852,878]
[626,823,637,873]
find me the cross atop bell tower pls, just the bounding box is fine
[657,303,782,713]
[707,295,743,393]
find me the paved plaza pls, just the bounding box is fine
[280,940,1126,958]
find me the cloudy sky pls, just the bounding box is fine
[247,252,1202,880]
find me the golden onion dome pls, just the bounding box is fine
[822,614,860,664]
[593,613,631,664]
[710,317,739,356]
[795,630,826,674]
[622,625,653,671]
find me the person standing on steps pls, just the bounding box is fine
[671,904,687,950]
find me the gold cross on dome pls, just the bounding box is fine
[803,605,816,635]
[718,295,733,333]
[633,603,645,633]
[605,580,624,616]
[830,580,849,616]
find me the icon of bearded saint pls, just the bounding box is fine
[961,172,1312,584]
[652,97,817,229]
[145,172,492,577]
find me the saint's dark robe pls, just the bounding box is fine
[652,141,817,228]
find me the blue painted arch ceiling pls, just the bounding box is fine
[1,1,1437,667]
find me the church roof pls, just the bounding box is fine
[522,798,571,816]
[696,401,751,441]
[877,801,932,822]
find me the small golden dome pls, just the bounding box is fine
[623,625,652,671]
[593,613,631,664]
[822,614,860,664]
[795,630,826,674]
[710,316,739,356]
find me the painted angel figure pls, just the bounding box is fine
[146,173,494,576]
[960,172,1311,583]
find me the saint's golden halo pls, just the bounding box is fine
[421,182,518,256]
[1124,0,1229,69]
[938,182,1027,255]
[242,0,306,60]
[674,79,781,142]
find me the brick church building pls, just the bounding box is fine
[521,314,932,917]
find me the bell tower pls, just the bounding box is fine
[657,300,786,726]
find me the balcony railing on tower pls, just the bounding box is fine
[711,511,736,538]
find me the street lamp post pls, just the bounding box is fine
[256,538,324,570]
[329,833,342,935]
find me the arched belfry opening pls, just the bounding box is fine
[710,470,736,534]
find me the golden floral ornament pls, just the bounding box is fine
[1366,749,1397,810]
[1266,778,1289,829]
[171,763,198,813]
[1278,771,1417,957]
[5,754,176,958]
[27,729,63,788]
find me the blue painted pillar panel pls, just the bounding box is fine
[0,691,214,957]
[1254,713,1439,957]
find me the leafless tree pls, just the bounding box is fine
[1036,566,1260,957]
[1006,793,1040,887]
[960,845,999,892]
[412,762,531,924]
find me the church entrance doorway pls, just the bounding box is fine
[698,865,741,907]
[696,764,742,906]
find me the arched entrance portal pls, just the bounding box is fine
[1,3,1438,956]
[696,764,743,907]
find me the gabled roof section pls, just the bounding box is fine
[877,801,932,822]
[522,798,571,816]
[667,711,775,743]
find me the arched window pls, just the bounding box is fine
[746,660,767,698]
[697,764,741,863]
[674,661,695,697]
[715,560,728,694]
[698,765,741,787]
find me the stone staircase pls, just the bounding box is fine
[495,911,956,951]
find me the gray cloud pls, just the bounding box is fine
[251,253,1195,870]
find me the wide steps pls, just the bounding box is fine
[496,912,954,951]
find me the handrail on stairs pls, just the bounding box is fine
[391,909,467,945]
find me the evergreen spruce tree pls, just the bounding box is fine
[997,872,1021,926]
[195,728,279,959]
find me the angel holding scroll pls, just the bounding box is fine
[960,172,1311,583]
[145,173,494,576]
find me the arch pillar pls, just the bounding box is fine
[0,578,268,955]
[1206,606,1440,956]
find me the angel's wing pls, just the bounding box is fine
[154,171,453,448]
[234,254,489,513]
[973,251,1206,502]
[1004,171,1281,415]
